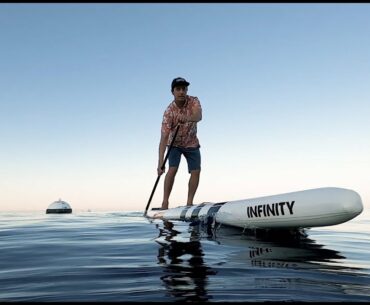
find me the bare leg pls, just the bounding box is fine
[187,169,200,206]
[161,167,178,209]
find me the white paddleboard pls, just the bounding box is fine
[146,187,363,229]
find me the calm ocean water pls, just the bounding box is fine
[0,208,369,302]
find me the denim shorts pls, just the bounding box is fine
[168,146,201,173]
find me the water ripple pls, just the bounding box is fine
[0,209,369,301]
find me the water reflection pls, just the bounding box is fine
[204,224,346,270]
[156,218,350,271]
[155,221,216,302]
[154,219,368,301]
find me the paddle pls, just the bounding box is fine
[143,124,181,216]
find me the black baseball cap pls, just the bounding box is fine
[171,77,190,91]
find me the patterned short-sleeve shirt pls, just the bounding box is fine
[161,95,201,148]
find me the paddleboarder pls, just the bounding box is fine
[157,77,202,209]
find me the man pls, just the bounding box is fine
[158,77,202,209]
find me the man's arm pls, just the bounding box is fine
[189,102,202,122]
[179,100,202,123]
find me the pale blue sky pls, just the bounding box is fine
[1,3,369,212]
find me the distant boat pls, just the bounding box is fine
[46,199,72,214]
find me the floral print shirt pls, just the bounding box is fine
[161,95,202,148]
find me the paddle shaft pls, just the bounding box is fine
[144,124,180,216]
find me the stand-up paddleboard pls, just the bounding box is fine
[145,187,363,229]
